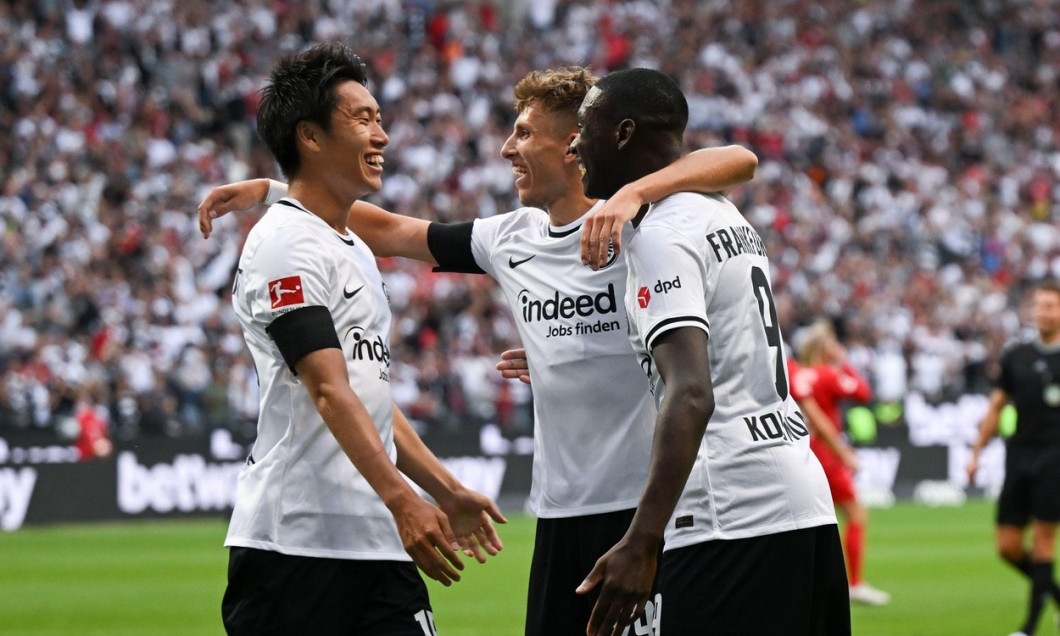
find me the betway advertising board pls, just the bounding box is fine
[0,391,1009,531]
[0,428,529,531]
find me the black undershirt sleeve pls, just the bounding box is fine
[426,221,484,274]
[266,305,342,373]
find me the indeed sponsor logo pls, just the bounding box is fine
[117,452,241,515]
[344,327,391,365]
[518,283,617,323]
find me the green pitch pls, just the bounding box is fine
[0,500,1054,635]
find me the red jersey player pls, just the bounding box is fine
[798,321,890,606]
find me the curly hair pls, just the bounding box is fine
[513,66,597,119]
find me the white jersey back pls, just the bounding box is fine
[625,192,834,550]
[226,198,407,561]
[470,203,654,517]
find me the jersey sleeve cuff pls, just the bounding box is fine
[645,316,710,351]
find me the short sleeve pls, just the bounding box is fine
[242,225,335,328]
[627,223,710,351]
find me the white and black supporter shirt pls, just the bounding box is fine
[226,198,408,561]
[428,201,654,518]
[624,192,835,551]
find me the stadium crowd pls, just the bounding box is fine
[1,0,1058,449]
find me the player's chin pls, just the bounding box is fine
[361,171,384,192]
[517,187,545,209]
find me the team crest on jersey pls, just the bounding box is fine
[587,238,619,270]
[268,276,304,309]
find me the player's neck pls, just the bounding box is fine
[287,180,360,233]
[545,190,596,227]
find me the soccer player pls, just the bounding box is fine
[571,68,849,635]
[788,354,859,473]
[967,280,1060,636]
[221,42,505,636]
[798,320,890,605]
[199,67,757,636]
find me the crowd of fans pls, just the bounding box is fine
[1,0,1058,450]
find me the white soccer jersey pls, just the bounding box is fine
[225,198,408,561]
[624,192,835,550]
[468,203,655,518]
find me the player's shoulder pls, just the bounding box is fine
[244,204,327,259]
[1000,337,1036,361]
[642,192,735,228]
[478,206,547,232]
[470,207,550,254]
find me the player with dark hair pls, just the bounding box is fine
[221,42,504,636]
[200,66,757,636]
[968,280,1060,636]
[572,67,849,635]
[798,319,889,605]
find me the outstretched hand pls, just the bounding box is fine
[439,488,507,564]
[197,178,270,239]
[392,494,467,586]
[580,185,644,270]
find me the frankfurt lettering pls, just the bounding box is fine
[706,225,767,263]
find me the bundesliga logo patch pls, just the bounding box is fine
[268,275,305,309]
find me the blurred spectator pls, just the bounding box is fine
[1,0,1058,440]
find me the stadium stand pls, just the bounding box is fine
[1,0,1057,449]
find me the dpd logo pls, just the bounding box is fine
[654,275,681,294]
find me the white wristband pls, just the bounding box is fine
[264,179,288,206]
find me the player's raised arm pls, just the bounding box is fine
[580,145,757,269]
[198,177,439,264]
[578,327,715,636]
[197,178,272,238]
[391,404,506,563]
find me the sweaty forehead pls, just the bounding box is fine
[578,86,604,121]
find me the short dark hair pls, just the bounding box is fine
[1037,279,1060,299]
[256,42,368,179]
[592,68,688,135]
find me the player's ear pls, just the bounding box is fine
[296,121,323,153]
[616,119,635,151]
[564,133,578,162]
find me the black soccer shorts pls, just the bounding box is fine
[222,547,436,636]
[997,445,1060,526]
[659,524,851,635]
[525,508,661,636]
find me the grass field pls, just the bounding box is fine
[0,500,1054,635]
